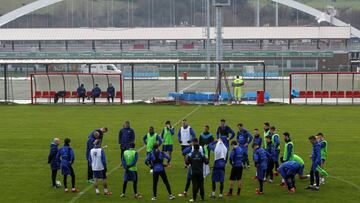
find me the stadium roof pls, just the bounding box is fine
[0,27,351,41]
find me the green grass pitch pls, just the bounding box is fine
[0,104,360,203]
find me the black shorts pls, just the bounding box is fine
[230,166,243,181]
[93,170,107,179]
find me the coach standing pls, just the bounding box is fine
[86,127,108,183]
[119,121,136,158]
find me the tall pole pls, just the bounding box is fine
[206,0,211,78]
[256,0,260,27]
[215,5,222,87]
[275,2,279,26]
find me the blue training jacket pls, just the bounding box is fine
[144,150,171,173]
[56,145,75,166]
[311,142,322,171]
[237,128,253,146]
[278,161,302,178]
[230,146,245,167]
[253,135,262,147]
[216,126,235,149]
[253,148,268,170]
[86,129,104,160]
[92,87,101,97]
[48,142,60,170]
[107,86,115,97]
[118,127,135,149]
[265,142,276,162]
[77,86,86,96]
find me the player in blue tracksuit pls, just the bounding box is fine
[145,144,176,200]
[252,142,267,195]
[48,138,61,188]
[106,83,115,103]
[252,129,262,147]
[86,127,108,182]
[56,138,79,193]
[216,119,235,149]
[91,84,101,104]
[306,136,322,191]
[226,141,245,196]
[76,84,86,103]
[269,126,281,171]
[278,161,304,193]
[265,135,275,183]
[119,121,136,158]
[236,123,253,168]
[208,140,228,198]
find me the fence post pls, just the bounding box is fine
[305,73,308,105]
[131,64,135,101]
[351,73,355,105]
[174,64,178,93]
[321,73,323,105]
[289,73,292,104]
[336,73,339,105]
[4,64,8,102]
[30,74,34,104]
[263,63,266,94]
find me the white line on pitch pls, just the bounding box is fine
[328,176,360,190]
[68,105,202,203]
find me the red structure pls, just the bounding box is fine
[30,73,123,104]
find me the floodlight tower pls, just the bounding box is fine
[213,0,230,83]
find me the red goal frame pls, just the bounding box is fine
[30,73,123,104]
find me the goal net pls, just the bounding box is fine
[290,72,360,105]
[30,73,123,104]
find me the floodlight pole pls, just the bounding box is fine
[206,0,211,79]
[213,0,230,93]
[275,2,279,26]
[215,5,223,77]
[256,0,260,27]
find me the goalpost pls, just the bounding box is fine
[30,73,123,104]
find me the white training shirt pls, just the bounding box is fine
[214,141,228,161]
[180,126,191,146]
[90,148,104,171]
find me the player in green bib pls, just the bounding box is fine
[263,122,270,148]
[121,143,142,199]
[316,133,328,184]
[292,154,309,179]
[283,132,294,162]
[161,121,175,159]
[143,127,162,155]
